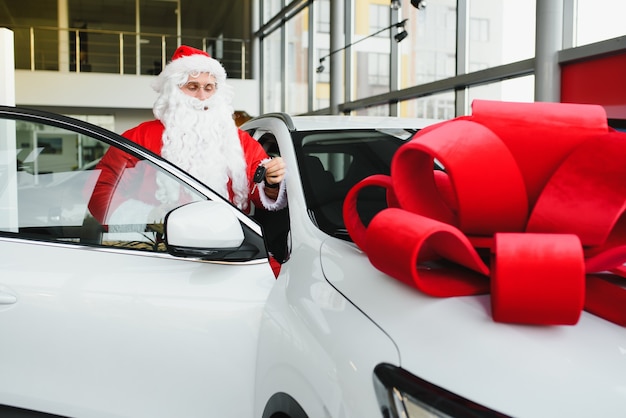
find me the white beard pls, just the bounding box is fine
[158,89,249,210]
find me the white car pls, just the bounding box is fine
[0,106,623,418]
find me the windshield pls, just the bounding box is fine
[294,128,416,240]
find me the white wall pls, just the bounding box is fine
[16,71,158,109]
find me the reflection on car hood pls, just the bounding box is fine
[320,238,626,418]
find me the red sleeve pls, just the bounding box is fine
[87,121,164,224]
[239,129,269,209]
[87,147,138,224]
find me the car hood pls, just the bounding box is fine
[320,237,626,418]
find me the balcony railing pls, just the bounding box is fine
[7,25,251,79]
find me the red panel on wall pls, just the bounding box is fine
[561,52,626,119]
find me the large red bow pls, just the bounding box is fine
[343,100,626,326]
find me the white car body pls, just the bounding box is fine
[0,107,624,418]
[243,114,626,418]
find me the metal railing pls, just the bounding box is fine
[7,25,251,79]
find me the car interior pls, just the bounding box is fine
[254,134,291,263]
[296,131,405,240]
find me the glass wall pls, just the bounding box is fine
[575,0,626,46]
[402,0,456,85]
[401,91,455,120]
[263,0,285,20]
[352,0,392,101]
[258,0,625,117]
[469,0,535,67]
[397,0,456,118]
[262,29,283,112]
[286,8,309,114]
[468,75,535,105]
[314,0,331,111]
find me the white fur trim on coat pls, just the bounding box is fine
[152,54,227,93]
[258,179,287,211]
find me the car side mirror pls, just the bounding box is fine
[165,201,245,260]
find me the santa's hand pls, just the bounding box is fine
[263,157,286,186]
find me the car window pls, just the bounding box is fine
[297,130,410,238]
[0,117,205,252]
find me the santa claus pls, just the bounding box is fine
[89,45,287,227]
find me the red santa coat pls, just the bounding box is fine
[88,119,270,224]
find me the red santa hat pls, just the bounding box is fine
[152,45,227,93]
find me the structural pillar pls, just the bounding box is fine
[329,0,344,114]
[535,0,563,102]
[0,28,15,106]
[0,28,18,231]
[58,0,70,72]
[389,3,400,116]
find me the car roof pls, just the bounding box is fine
[246,112,440,132]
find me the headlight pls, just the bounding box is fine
[373,364,509,418]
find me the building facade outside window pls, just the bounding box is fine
[369,4,390,36]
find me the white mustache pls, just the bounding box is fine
[185,96,212,111]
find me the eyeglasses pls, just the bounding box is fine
[181,82,217,94]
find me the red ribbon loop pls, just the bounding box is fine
[343,99,626,326]
[343,174,395,252]
[392,120,528,235]
[491,233,585,325]
[366,208,490,296]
